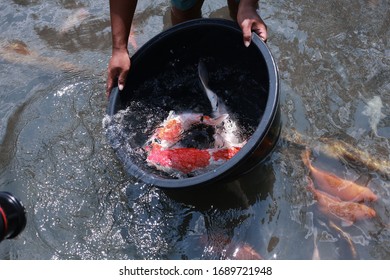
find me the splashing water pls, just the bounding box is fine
[104,59,266,179]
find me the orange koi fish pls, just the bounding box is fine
[202,234,262,260]
[306,177,376,224]
[0,40,78,71]
[302,150,377,202]
[224,243,263,260]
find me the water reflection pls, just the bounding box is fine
[114,161,275,259]
[0,0,389,260]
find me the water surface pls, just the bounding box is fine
[0,0,389,259]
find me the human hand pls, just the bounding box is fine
[106,48,130,97]
[237,3,268,46]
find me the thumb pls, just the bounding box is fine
[117,70,128,91]
[242,28,252,48]
[241,20,252,47]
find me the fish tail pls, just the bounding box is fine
[306,176,317,196]
[198,61,220,113]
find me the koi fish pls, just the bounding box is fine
[144,62,246,175]
[362,95,385,137]
[224,243,263,260]
[202,234,262,260]
[302,149,378,202]
[0,40,79,71]
[59,8,89,34]
[282,129,390,178]
[198,61,243,148]
[144,111,243,174]
[319,138,390,179]
[306,177,376,225]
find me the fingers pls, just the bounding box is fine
[253,23,267,42]
[117,69,128,91]
[241,19,268,47]
[106,69,128,97]
[106,51,130,97]
[241,20,253,47]
[106,72,114,97]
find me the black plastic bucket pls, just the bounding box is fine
[106,19,281,189]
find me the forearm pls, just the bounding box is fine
[239,0,258,10]
[236,0,267,43]
[109,0,138,52]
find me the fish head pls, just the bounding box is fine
[366,207,376,218]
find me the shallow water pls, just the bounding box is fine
[0,0,389,260]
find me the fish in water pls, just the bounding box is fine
[319,138,390,179]
[198,61,243,148]
[224,242,263,260]
[0,40,79,71]
[306,177,376,225]
[59,8,89,34]
[302,149,378,202]
[362,95,385,137]
[282,129,390,178]
[202,234,262,260]
[144,111,243,174]
[144,62,246,175]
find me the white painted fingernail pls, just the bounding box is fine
[244,41,250,47]
[118,84,124,91]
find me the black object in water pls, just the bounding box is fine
[0,192,27,242]
[106,19,281,189]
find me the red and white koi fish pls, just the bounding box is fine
[302,150,377,202]
[144,62,246,175]
[306,177,376,225]
[144,111,244,174]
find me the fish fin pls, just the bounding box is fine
[198,61,209,86]
[210,114,228,125]
[340,219,354,227]
[301,149,311,168]
[306,176,316,194]
[329,220,359,259]
[312,227,320,260]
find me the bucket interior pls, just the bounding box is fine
[106,19,276,187]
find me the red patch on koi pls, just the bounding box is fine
[212,147,241,161]
[156,119,182,143]
[147,144,211,174]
